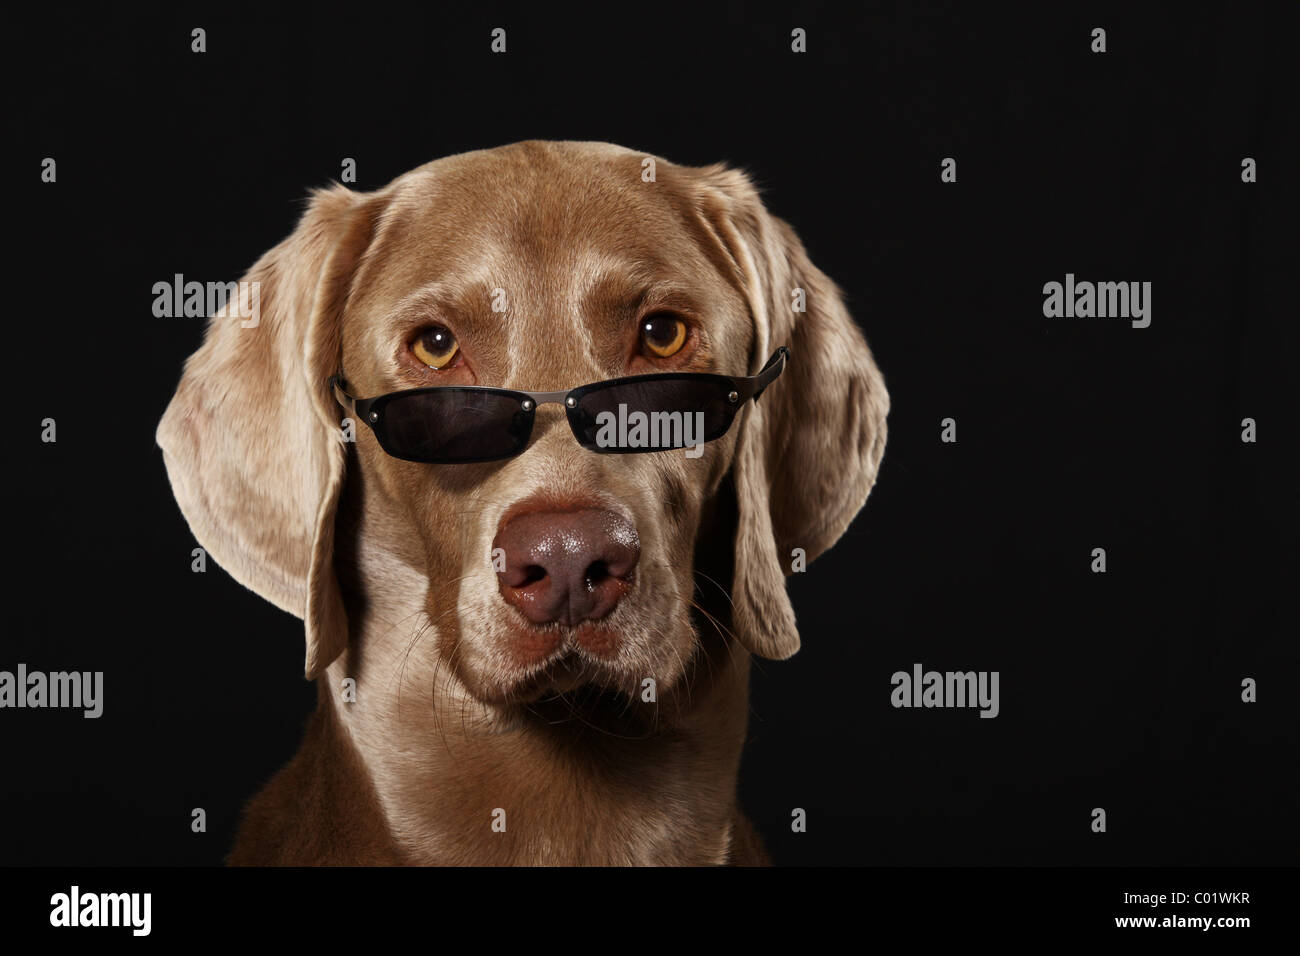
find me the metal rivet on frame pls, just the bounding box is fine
[727,391,739,403]
[369,411,380,422]
[566,397,577,408]
[521,400,534,412]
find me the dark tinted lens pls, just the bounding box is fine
[569,377,736,453]
[374,389,533,463]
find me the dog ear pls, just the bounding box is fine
[157,185,381,679]
[690,165,889,660]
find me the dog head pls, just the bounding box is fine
[157,141,887,717]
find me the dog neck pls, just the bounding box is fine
[316,476,753,866]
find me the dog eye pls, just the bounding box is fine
[640,314,688,358]
[411,325,460,369]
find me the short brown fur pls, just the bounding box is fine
[159,142,888,866]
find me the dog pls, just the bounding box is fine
[157,140,889,865]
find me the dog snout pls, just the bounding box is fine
[494,508,640,627]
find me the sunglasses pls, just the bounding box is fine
[329,346,789,464]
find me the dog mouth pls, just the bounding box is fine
[447,590,700,728]
[461,627,685,736]
[524,682,656,736]
[473,614,637,699]
[511,652,667,736]
[508,646,637,703]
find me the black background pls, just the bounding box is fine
[6,2,1295,866]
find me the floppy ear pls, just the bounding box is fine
[691,165,890,660]
[157,185,381,679]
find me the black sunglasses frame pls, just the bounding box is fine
[329,346,790,464]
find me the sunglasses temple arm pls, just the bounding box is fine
[748,346,790,402]
[329,375,358,418]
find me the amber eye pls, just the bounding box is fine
[411,325,459,369]
[641,314,688,358]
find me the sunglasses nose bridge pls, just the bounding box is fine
[518,404,583,458]
[516,390,574,416]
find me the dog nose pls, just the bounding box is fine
[494,508,640,626]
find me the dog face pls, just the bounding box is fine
[338,143,755,706]
[158,141,888,718]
